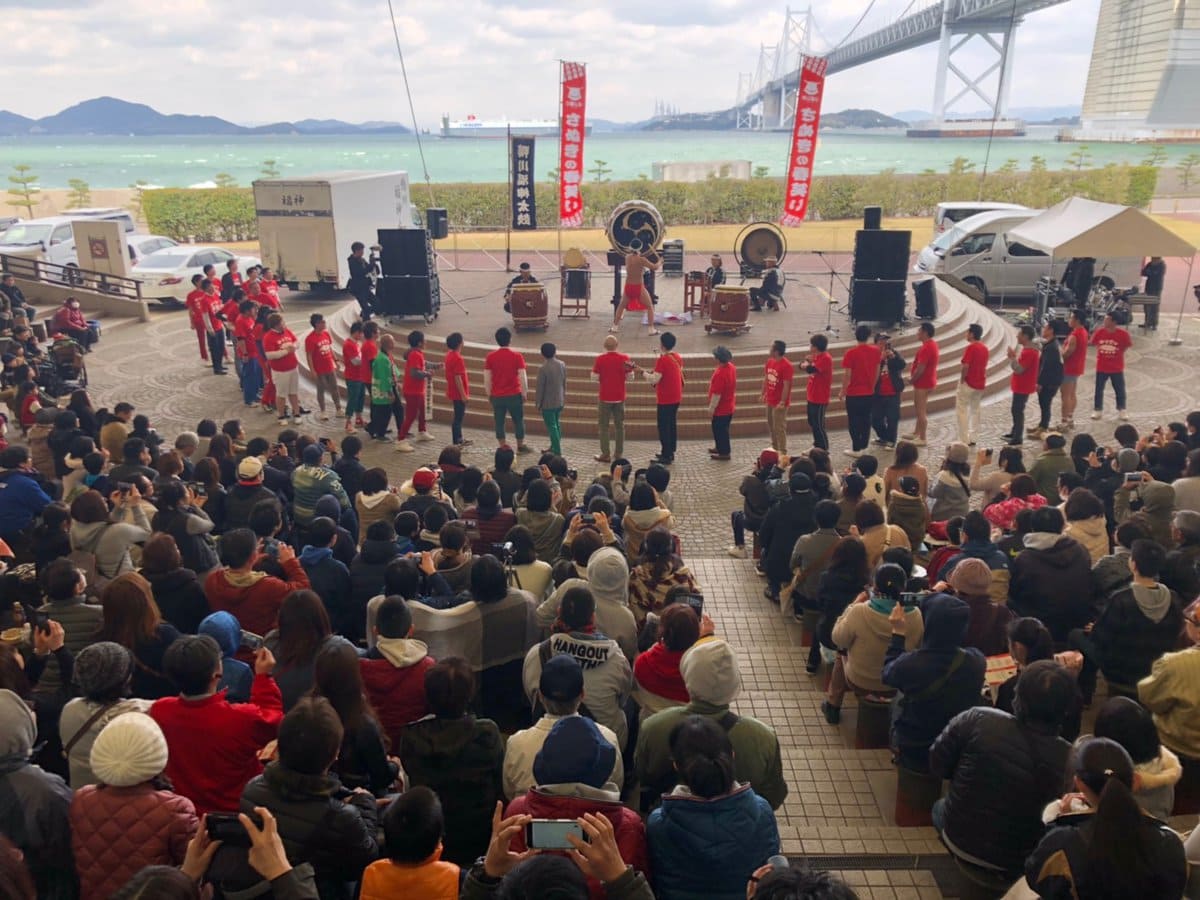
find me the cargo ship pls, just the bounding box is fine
[439,115,592,138]
[906,118,1026,138]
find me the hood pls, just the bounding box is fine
[358,490,393,510]
[625,507,670,530]
[655,783,770,857]
[375,636,430,668]
[359,538,400,566]
[920,593,970,650]
[403,716,497,764]
[1132,583,1175,624]
[525,784,622,810]
[0,689,35,773]
[1023,531,1066,552]
[314,495,343,520]
[433,548,471,572]
[418,529,441,547]
[1141,482,1175,514]
[71,519,109,549]
[199,610,242,656]
[1137,746,1183,790]
[890,492,924,507]
[299,545,333,566]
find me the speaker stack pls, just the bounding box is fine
[850,207,910,324]
[376,228,441,320]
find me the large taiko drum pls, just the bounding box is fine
[707,285,751,334]
[606,200,665,255]
[510,284,549,330]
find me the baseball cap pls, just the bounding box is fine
[412,468,438,491]
[237,456,264,482]
[539,653,584,703]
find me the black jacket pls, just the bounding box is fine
[1009,535,1096,642]
[301,551,355,639]
[882,594,986,769]
[331,456,365,505]
[930,707,1070,874]
[144,566,210,634]
[1161,542,1200,603]
[152,505,219,574]
[349,540,402,640]
[241,763,379,900]
[47,426,85,478]
[815,566,866,649]
[1038,338,1064,389]
[1091,583,1182,689]
[757,490,816,582]
[399,492,457,523]
[224,483,279,532]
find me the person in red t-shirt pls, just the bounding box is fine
[1090,312,1132,420]
[261,313,301,424]
[234,299,262,408]
[341,321,365,434]
[802,334,833,451]
[708,346,737,460]
[184,274,209,362]
[761,340,794,454]
[257,268,282,309]
[643,331,684,464]
[396,330,442,451]
[591,334,633,462]
[1004,324,1040,446]
[1059,308,1090,430]
[443,332,471,448]
[198,279,228,376]
[905,322,939,446]
[956,323,988,445]
[840,325,883,456]
[358,322,380,430]
[304,313,342,421]
[484,327,530,453]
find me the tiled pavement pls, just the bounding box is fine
[70,297,1200,899]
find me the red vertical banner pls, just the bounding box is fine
[780,55,827,227]
[558,61,587,227]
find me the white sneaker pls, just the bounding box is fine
[319,413,330,422]
[912,438,927,447]
[1119,411,1130,421]
[726,545,748,559]
[1090,411,1103,420]
[291,416,301,425]
[415,431,434,442]
[844,448,862,458]
[395,440,414,452]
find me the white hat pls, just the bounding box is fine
[679,639,743,706]
[90,712,168,787]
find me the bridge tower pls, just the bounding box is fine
[735,6,813,129]
[929,0,1019,126]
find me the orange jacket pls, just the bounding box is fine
[360,851,460,900]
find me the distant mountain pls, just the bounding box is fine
[0,97,409,137]
[822,108,906,129]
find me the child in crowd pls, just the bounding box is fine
[360,786,460,899]
[198,611,254,703]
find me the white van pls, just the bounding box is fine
[934,201,1029,234]
[914,209,1142,303]
[0,217,84,267]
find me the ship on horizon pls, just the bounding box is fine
[439,114,593,138]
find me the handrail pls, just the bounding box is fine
[0,252,144,301]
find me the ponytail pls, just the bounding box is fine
[1084,776,1152,898]
[679,753,734,799]
[668,715,736,800]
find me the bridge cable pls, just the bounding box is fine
[975,0,1021,201]
[386,0,438,208]
[831,0,881,49]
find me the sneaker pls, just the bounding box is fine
[821,701,841,725]
[517,444,534,454]
[1028,427,1045,439]
[844,449,862,459]
[278,416,289,425]
[594,454,612,463]
[319,413,330,422]
[291,416,301,425]
[298,407,312,416]
[458,439,474,447]
[912,438,927,447]
[395,440,414,452]
[1091,411,1103,420]
[900,432,917,441]
[726,545,748,559]
[1119,410,1130,421]
[416,431,434,442]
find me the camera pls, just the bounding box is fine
[261,537,281,558]
[492,541,514,558]
[900,592,920,606]
[117,482,133,495]
[239,630,264,651]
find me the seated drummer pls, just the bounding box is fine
[503,262,538,312]
[749,256,784,312]
[705,254,726,290]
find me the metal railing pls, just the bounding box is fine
[0,252,144,301]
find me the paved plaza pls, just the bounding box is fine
[70,291,1200,899]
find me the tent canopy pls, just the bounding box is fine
[1006,196,1196,259]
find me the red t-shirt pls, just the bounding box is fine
[261,328,299,372]
[653,352,684,405]
[912,340,939,390]
[842,344,883,397]
[806,352,833,404]
[444,349,469,401]
[593,351,631,403]
[1011,346,1039,395]
[1063,326,1089,376]
[304,330,336,376]
[234,315,259,361]
[221,299,240,323]
[485,347,526,397]
[342,338,362,382]
[763,357,794,407]
[201,292,224,332]
[257,282,281,309]
[1091,327,1131,374]
[961,341,989,390]
[185,289,206,325]
[402,348,427,397]
[708,363,737,416]
[360,339,379,383]
[877,355,898,397]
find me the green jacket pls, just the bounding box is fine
[634,699,788,810]
[1028,448,1075,503]
[290,464,350,526]
[370,352,400,405]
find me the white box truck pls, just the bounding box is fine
[252,171,416,292]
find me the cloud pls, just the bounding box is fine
[1,0,1100,123]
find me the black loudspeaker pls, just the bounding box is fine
[851,279,906,323]
[377,228,428,277]
[852,230,911,281]
[376,275,433,316]
[913,279,937,319]
[426,208,448,240]
[863,206,883,230]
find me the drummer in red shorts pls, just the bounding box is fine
[612,250,661,337]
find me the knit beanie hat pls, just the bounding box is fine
[1116,448,1141,473]
[680,639,743,706]
[947,557,992,597]
[532,716,616,789]
[73,642,134,698]
[586,547,629,604]
[90,712,168,787]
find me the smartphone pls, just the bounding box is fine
[32,610,51,636]
[187,482,206,498]
[679,593,704,615]
[206,812,259,847]
[1125,472,1142,483]
[900,592,920,606]
[462,519,479,531]
[580,513,595,525]
[525,819,585,850]
[239,630,264,651]
[117,481,133,495]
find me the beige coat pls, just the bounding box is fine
[831,601,924,693]
[1064,516,1109,565]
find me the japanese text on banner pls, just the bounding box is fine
[558,61,587,228]
[511,136,537,230]
[780,56,827,227]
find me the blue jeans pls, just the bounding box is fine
[240,358,262,406]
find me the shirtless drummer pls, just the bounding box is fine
[612,250,661,337]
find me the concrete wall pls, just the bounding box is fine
[11,275,149,323]
[651,160,753,183]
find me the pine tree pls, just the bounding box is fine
[260,159,280,178]
[7,164,40,216]
[66,178,92,209]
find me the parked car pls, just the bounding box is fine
[131,245,261,305]
[934,201,1029,235]
[0,211,141,275]
[65,208,136,233]
[126,234,179,266]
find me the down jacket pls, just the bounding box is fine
[1008,533,1096,642]
[930,706,1070,875]
[205,558,311,653]
[647,784,779,900]
[70,783,198,900]
[757,489,816,583]
[359,639,435,749]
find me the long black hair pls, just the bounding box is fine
[669,715,735,799]
[1075,737,1156,899]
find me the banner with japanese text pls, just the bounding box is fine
[510,135,537,229]
[780,55,827,226]
[558,61,587,227]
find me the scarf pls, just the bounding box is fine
[868,594,916,616]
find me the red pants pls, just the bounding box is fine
[193,323,208,360]
[261,368,276,408]
[398,394,426,438]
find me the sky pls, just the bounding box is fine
[0,0,1103,124]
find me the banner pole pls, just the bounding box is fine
[557,60,564,270]
[506,124,512,273]
[1168,254,1195,347]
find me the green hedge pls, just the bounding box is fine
[140,166,1158,240]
